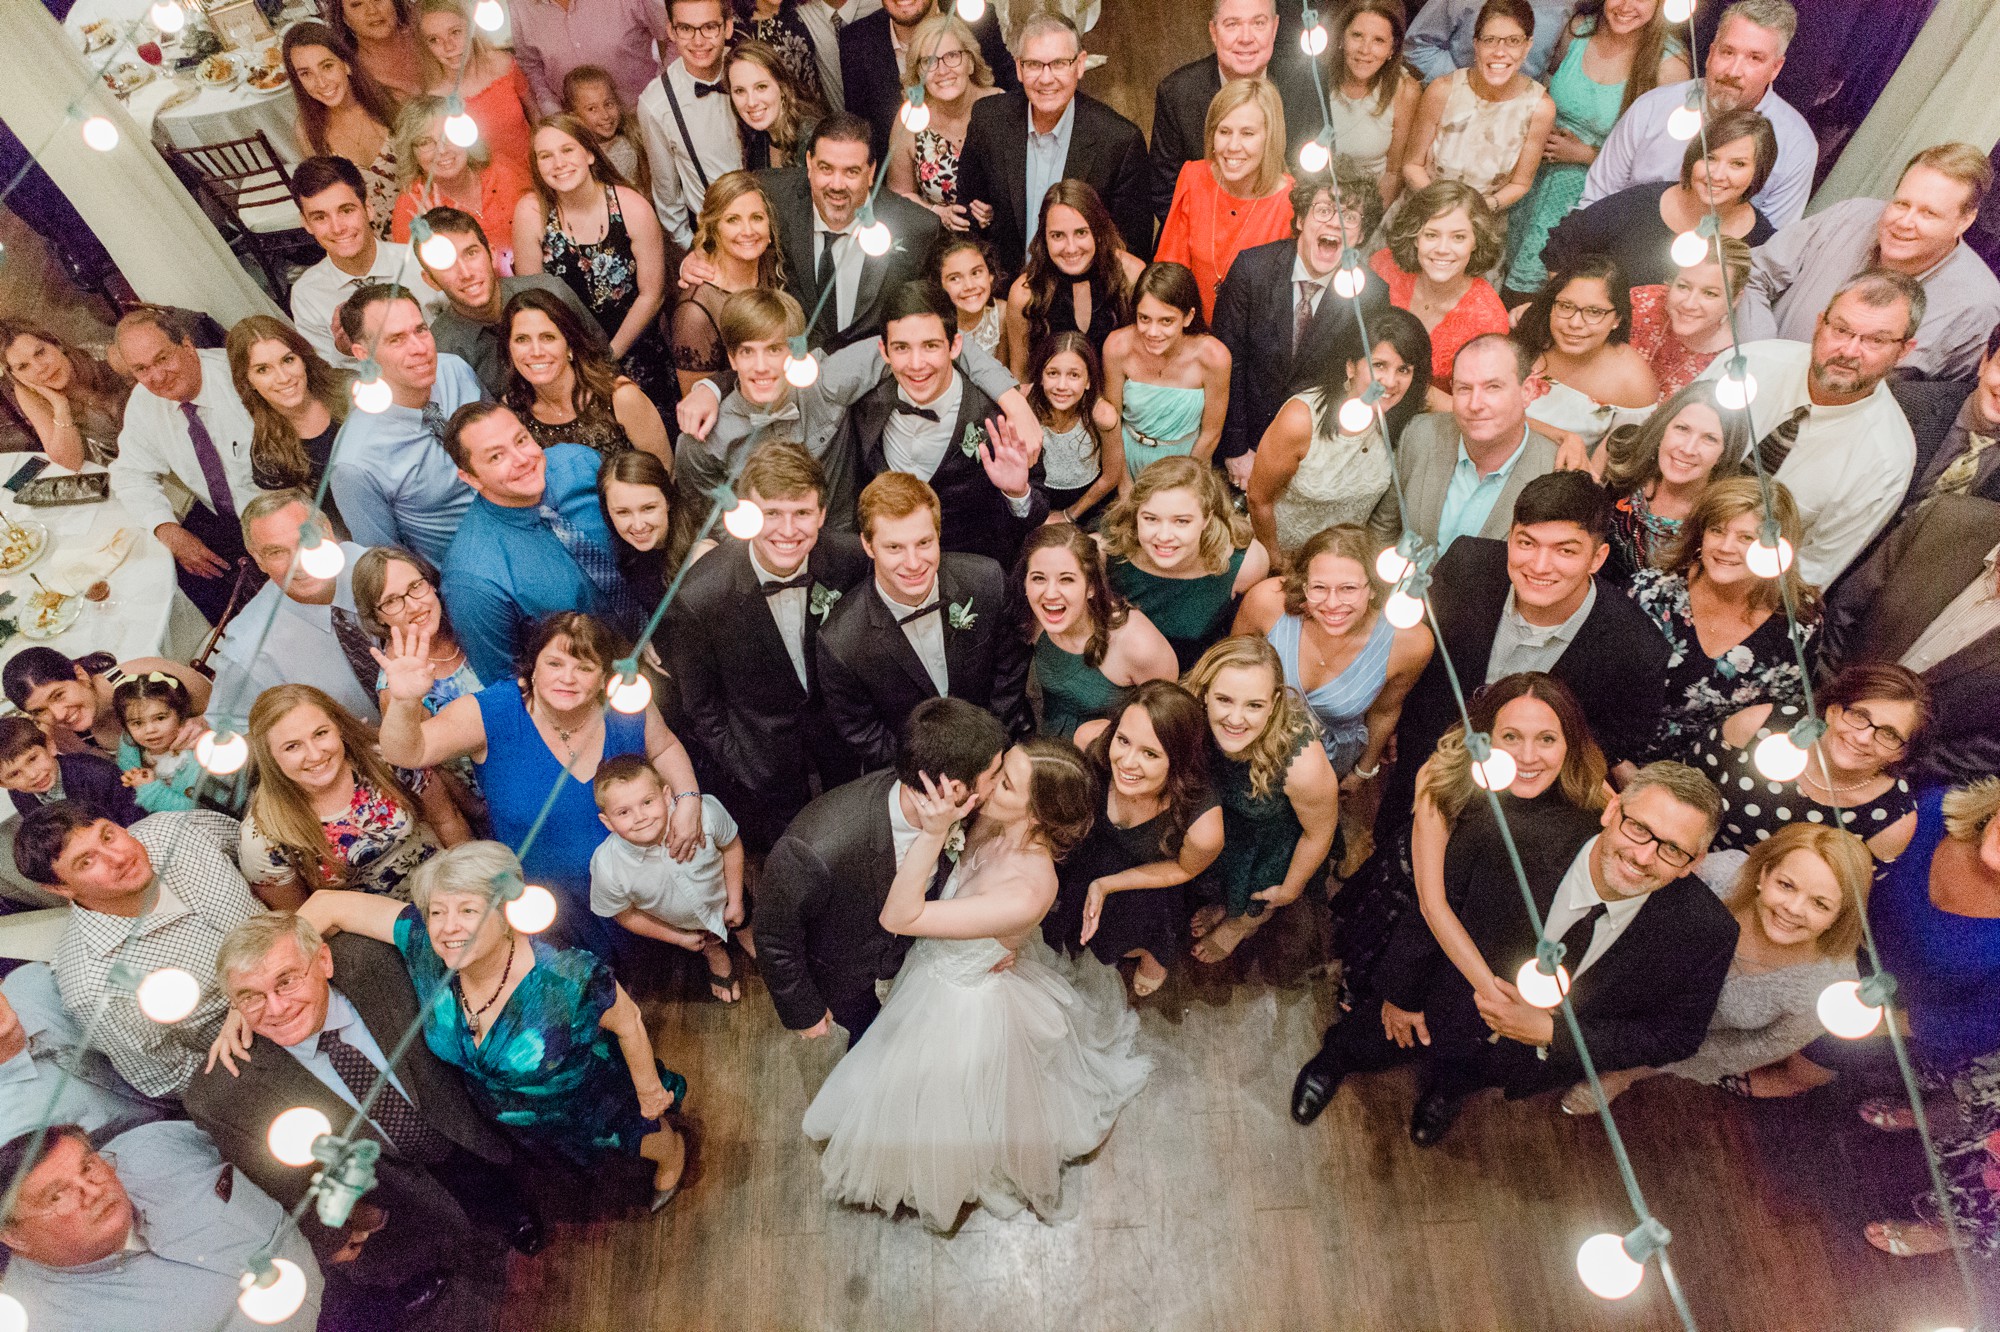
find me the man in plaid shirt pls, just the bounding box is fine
[16,804,260,1099]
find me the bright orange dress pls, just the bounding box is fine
[1369,248,1510,390]
[1155,161,1296,321]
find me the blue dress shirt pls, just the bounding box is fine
[277,988,412,1125]
[1437,428,1532,551]
[1022,98,1077,259]
[1404,0,1572,83]
[441,443,620,682]
[0,964,162,1142]
[327,353,485,565]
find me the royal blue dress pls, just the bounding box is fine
[393,906,679,1167]
[473,681,648,957]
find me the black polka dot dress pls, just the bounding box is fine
[1689,706,1916,854]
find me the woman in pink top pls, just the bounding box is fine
[1627,236,1752,400]
[1156,77,1295,321]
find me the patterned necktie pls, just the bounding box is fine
[318,1028,453,1161]
[1755,405,1809,475]
[179,401,238,520]
[329,608,382,698]
[538,502,625,601]
[1294,279,1318,351]
[420,401,448,446]
[829,8,843,31]
[1932,431,1999,498]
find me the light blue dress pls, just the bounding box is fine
[1120,380,1207,479]
[1266,610,1396,777]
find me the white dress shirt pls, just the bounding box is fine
[886,779,925,869]
[588,797,739,935]
[751,546,811,687]
[1901,543,2000,673]
[1695,339,1914,586]
[810,208,865,328]
[1540,837,1648,978]
[1290,253,1338,322]
[636,58,746,246]
[1579,80,1817,228]
[110,349,262,536]
[278,989,413,1131]
[288,241,446,369]
[877,576,947,695]
[882,371,966,479]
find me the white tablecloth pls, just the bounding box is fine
[0,454,210,673]
[66,0,311,162]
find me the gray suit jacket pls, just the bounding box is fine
[1394,414,1558,546]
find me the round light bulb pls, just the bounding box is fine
[607,671,653,714]
[136,967,201,1024]
[417,229,458,271]
[1663,0,1694,20]
[0,1292,26,1332]
[784,353,819,388]
[297,534,345,579]
[1471,746,1517,792]
[150,0,187,31]
[1752,729,1810,783]
[238,1258,310,1325]
[505,884,558,934]
[955,0,986,18]
[1817,978,1886,1039]
[1384,590,1425,629]
[856,220,892,257]
[724,498,766,539]
[1515,956,1571,1009]
[1666,104,1702,142]
[1375,545,1411,583]
[1670,229,1708,269]
[1713,368,1757,411]
[444,112,479,148]
[266,1106,332,1167]
[1577,1232,1647,1300]
[1337,395,1374,434]
[1298,137,1331,174]
[352,373,392,415]
[1331,264,1364,299]
[196,728,250,775]
[472,0,504,29]
[82,116,119,152]
[1300,23,1328,55]
[899,98,931,134]
[1744,534,1793,579]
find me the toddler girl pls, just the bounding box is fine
[114,673,203,813]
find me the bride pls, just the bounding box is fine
[803,739,1152,1230]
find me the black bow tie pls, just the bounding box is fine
[896,601,941,626]
[892,403,940,422]
[693,79,725,97]
[761,573,812,596]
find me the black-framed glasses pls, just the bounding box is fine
[671,18,727,38]
[1837,705,1909,754]
[1019,54,1081,78]
[376,577,434,618]
[1553,298,1617,324]
[918,49,970,76]
[1617,815,1695,868]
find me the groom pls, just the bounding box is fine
[757,697,1008,1042]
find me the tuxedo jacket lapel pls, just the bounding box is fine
[938,560,977,694]
[867,580,942,699]
[997,99,1031,248]
[731,545,809,703]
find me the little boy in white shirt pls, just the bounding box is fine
[589,756,748,1002]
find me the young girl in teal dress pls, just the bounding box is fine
[1100,262,1232,482]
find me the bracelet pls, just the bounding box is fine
[1352,763,1381,780]
[669,789,699,808]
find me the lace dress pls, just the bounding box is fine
[522,403,633,456]
[1628,284,1722,399]
[801,852,1151,1231]
[1270,389,1397,555]
[540,186,676,409]
[913,127,963,209]
[748,8,827,110]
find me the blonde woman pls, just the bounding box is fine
[1100,454,1270,673]
[238,684,461,910]
[224,315,351,497]
[1155,77,1294,319]
[886,14,1001,233]
[414,0,535,176]
[387,95,529,272]
[670,171,784,396]
[1563,821,1869,1112]
[1627,236,1755,399]
[1182,635,1337,963]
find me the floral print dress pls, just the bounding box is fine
[1628,568,1812,765]
[238,777,442,900]
[541,186,676,409]
[913,127,963,210]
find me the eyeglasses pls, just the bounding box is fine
[918,49,970,76]
[1821,317,1908,353]
[1617,815,1695,868]
[1306,199,1362,228]
[1474,33,1529,49]
[22,1149,118,1218]
[1837,704,1909,754]
[1553,298,1618,324]
[670,18,727,38]
[1019,54,1081,78]
[231,968,313,1020]
[375,577,434,618]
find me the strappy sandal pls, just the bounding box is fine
[1130,957,1167,998]
[1858,1096,1917,1131]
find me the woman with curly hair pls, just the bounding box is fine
[1369,180,1511,406]
[502,286,671,462]
[1018,524,1177,740]
[671,171,784,396]
[1001,180,1147,379]
[1182,635,1338,964]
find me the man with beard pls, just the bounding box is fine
[1696,270,1920,586]
[1580,0,1815,227]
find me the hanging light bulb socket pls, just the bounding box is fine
[1577,1219,1670,1300]
[783,333,819,387]
[473,0,505,29]
[410,216,459,271]
[954,0,986,19]
[1299,127,1334,175]
[196,726,251,775]
[352,360,392,414]
[1375,531,1421,584]
[855,204,892,257]
[1337,381,1384,435]
[1515,948,1571,1009]
[1663,0,1695,21]
[443,94,479,148]
[1465,729,1517,791]
[80,114,120,153]
[267,1105,335,1167]
[238,1253,311,1325]
[1744,515,1793,578]
[1299,5,1329,55]
[1714,353,1757,411]
[1332,248,1366,298]
[1666,85,1703,141]
[149,0,187,32]
[1818,971,1896,1039]
[296,521,346,579]
[1751,714,1824,782]
[607,657,653,714]
[505,884,560,933]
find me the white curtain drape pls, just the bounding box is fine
[1812,0,2000,211]
[0,0,281,325]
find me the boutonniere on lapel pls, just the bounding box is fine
[947,597,977,631]
[943,823,966,863]
[808,583,841,624]
[959,421,986,459]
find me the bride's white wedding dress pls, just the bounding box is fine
[801,852,1152,1230]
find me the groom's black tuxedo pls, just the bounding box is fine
[666,531,871,849]
[759,769,913,1038]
